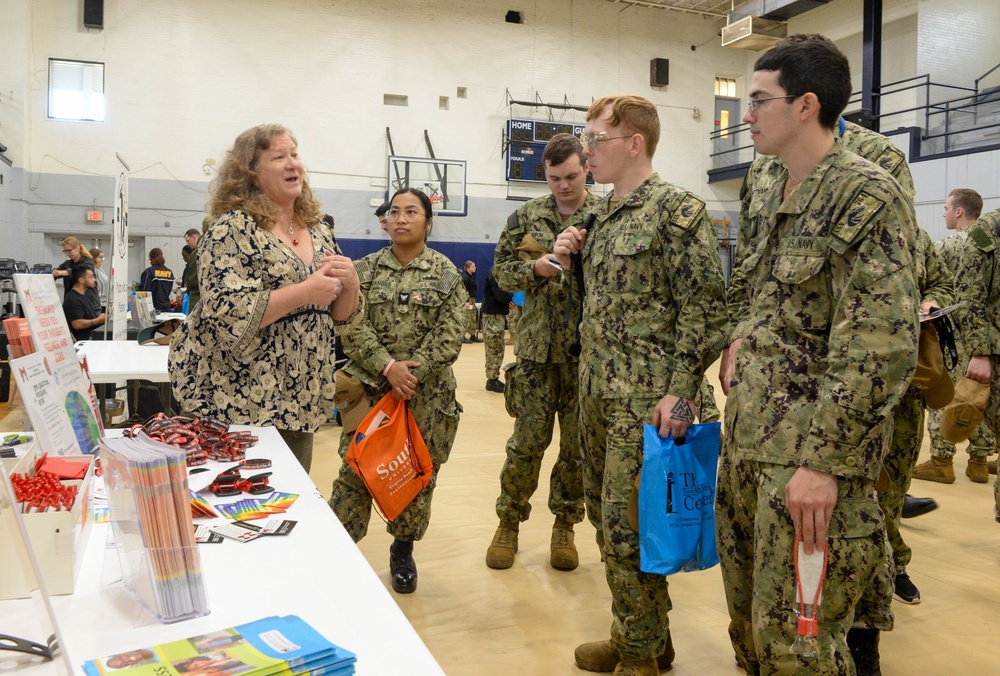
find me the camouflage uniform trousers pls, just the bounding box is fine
[482,314,507,380]
[695,378,720,423]
[854,387,927,633]
[465,304,478,338]
[329,383,461,542]
[495,358,584,523]
[507,304,521,341]
[983,356,1000,515]
[580,393,671,661]
[927,408,998,458]
[716,445,887,674]
[879,386,924,574]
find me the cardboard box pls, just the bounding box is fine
[0,448,95,599]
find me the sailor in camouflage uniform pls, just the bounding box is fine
[480,266,511,393]
[949,207,1000,519]
[721,120,915,393]
[486,134,599,572]
[328,188,465,595]
[918,189,999,483]
[554,96,728,676]
[851,228,953,658]
[716,36,921,675]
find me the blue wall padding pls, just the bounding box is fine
[336,238,499,302]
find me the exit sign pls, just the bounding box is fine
[87,210,103,222]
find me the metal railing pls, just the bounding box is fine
[708,62,1000,174]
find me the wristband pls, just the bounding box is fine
[383,359,396,376]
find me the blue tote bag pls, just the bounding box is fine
[639,421,721,575]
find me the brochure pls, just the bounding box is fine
[81,615,356,676]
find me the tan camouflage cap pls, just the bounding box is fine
[912,323,954,409]
[334,371,371,434]
[941,377,990,443]
[515,234,550,261]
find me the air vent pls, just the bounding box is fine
[721,16,786,51]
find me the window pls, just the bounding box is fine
[715,77,737,98]
[48,59,105,121]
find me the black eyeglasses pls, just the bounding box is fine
[746,95,797,112]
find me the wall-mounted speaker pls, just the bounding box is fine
[84,0,104,30]
[650,58,669,87]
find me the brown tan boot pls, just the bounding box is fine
[966,456,989,483]
[574,633,674,673]
[613,657,658,676]
[911,455,955,484]
[551,517,579,571]
[988,459,997,475]
[485,520,518,569]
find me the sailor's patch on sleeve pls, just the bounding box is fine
[355,259,373,285]
[969,224,996,253]
[833,191,885,244]
[670,194,706,231]
[440,267,461,294]
[874,146,905,175]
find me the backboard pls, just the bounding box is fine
[386,155,468,217]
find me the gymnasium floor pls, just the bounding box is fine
[3,342,998,674]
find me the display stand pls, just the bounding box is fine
[100,436,209,624]
[0,469,74,676]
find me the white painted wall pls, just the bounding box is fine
[3,0,1000,268]
[917,0,1000,97]
[910,145,1000,240]
[19,0,747,192]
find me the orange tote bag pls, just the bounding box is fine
[344,392,433,521]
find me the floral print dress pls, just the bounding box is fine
[169,210,360,432]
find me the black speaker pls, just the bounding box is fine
[84,0,104,29]
[650,58,669,87]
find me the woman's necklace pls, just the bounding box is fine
[288,222,298,246]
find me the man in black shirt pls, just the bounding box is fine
[63,267,106,341]
[461,260,480,343]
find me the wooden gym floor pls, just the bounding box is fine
[3,343,998,674]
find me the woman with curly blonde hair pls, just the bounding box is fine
[170,124,361,470]
[54,236,99,306]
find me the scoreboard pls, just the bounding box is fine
[505,119,593,183]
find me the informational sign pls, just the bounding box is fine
[10,351,102,456]
[13,274,77,367]
[11,274,103,455]
[111,154,130,341]
[505,119,593,184]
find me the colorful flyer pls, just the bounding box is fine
[81,614,356,676]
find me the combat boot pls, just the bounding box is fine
[911,455,955,484]
[967,456,989,483]
[550,516,579,571]
[574,632,674,673]
[988,459,997,475]
[613,657,658,676]
[389,539,417,594]
[846,628,881,676]
[485,520,519,569]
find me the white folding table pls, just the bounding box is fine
[0,426,444,675]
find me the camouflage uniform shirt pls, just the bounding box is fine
[728,143,921,479]
[729,121,914,334]
[954,209,1000,358]
[340,246,466,392]
[578,174,728,400]
[494,192,600,363]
